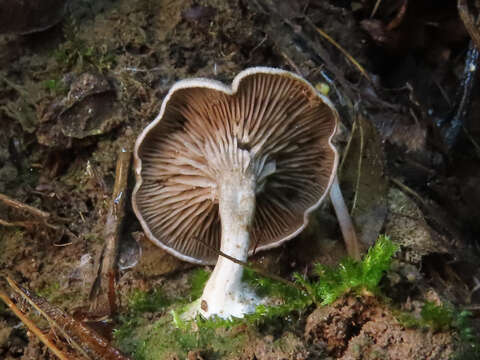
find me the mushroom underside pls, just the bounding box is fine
[133,69,339,318]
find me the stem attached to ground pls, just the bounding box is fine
[200,170,258,318]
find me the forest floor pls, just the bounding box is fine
[0,0,480,359]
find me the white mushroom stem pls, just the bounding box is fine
[199,170,259,319]
[329,175,361,260]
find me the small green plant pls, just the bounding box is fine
[127,288,170,314]
[397,302,480,359]
[420,301,454,332]
[452,309,480,360]
[43,79,68,97]
[297,234,399,305]
[55,18,116,72]
[37,282,61,301]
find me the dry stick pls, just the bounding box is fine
[385,0,408,31]
[7,277,130,360]
[0,192,50,219]
[89,149,131,317]
[0,192,60,230]
[0,218,36,228]
[304,17,372,83]
[0,291,71,360]
[370,0,383,18]
[6,277,93,360]
[389,177,427,206]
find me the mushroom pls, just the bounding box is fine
[132,67,359,318]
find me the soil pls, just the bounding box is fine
[0,0,480,359]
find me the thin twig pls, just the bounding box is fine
[0,193,50,219]
[6,277,93,360]
[7,277,130,360]
[386,0,408,31]
[305,17,372,82]
[463,126,480,159]
[0,291,71,360]
[389,177,427,206]
[0,218,36,228]
[89,149,131,316]
[280,51,303,76]
[370,0,383,18]
[195,239,305,292]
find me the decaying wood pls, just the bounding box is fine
[89,149,131,317]
[0,290,72,360]
[339,114,388,247]
[6,277,130,360]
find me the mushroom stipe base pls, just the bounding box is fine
[198,169,259,319]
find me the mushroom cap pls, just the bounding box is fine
[132,67,339,265]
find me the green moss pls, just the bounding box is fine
[127,288,170,314]
[188,268,210,300]
[297,234,399,305]
[37,282,61,301]
[397,303,480,359]
[0,228,25,266]
[396,302,453,332]
[452,310,480,360]
[421,301,454,332]
[43,78,68,97]
[55,18,116,73]
[114,280,248,359]
[135,319,247,360]
[114,236,400,358]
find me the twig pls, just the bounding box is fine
[386,0,408,31]
[0,218,37,228]
[0,192,61,230]
[0,291,71,360]
[370,0,383,18]
[0,193,50,219]
[6,277,92,360]
[6,277,130,360]
[89,149,131,317]
[280,51,303,76]
[389,177,427,206]
[305,17,372,83]
[195,239,305,292]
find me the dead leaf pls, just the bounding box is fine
[339,113,388,246]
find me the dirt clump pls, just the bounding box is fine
[305,296,454,359]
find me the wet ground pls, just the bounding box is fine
[1,0,480,359]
